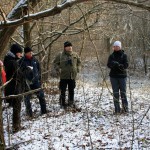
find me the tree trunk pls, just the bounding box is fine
[23,8,31,48]
[106,37,111,53]
[0,0,41,55]
[0,27,17,56]
[0,97,5,150]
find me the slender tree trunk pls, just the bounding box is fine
[106,37,111,53]
[23,8,31,47]
[0,97,5,149]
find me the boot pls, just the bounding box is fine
[122,105,129,113]
[68,100,75,108]
[26,108,33,117]
[39,97,47,114]
[59,96,67,109]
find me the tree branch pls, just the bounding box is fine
[0,87,44,100]
[0,0,91,30]
[106,0,150,11]
[0,6,7,22]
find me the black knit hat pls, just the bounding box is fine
[24,47,32,53]
[64,41,72,47]
[10,44,22,55]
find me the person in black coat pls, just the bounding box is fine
[4,43,23,133]
[19,47,47,117]
[107,41,129,114]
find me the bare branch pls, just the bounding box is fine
[106,0,150,11]
[0,5,7,22]
[0,0,91,30]
[0,87,44,100]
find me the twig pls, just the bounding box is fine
[0,6,7,22]
[0,87,45,100]
[138,105,150,127]
[6,139,33,150]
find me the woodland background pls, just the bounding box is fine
[0,0,150,149]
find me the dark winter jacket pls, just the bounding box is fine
[107,50,128,78]
[19,56,41,85]
[4,52,24,96]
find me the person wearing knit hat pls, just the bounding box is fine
[19,46,47,117]
[52,41,81,110]
[64,41,72,47]
[3,43,24,133]
[24,46,32,54]
[10,43,23,58]
[107,41,129,115]
[113,41,121,49]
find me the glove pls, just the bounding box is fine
[118,64,124,70]
[27,66,33,70]
[112,61,119,67]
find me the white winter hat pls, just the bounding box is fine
[113,41,121,48]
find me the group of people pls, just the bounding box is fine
[0,40,129,133]
[1,44,47,133]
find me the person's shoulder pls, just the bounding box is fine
[5,55,15,63]
[55,51,62,56]
[121,50,127,56]
[31,56,38,62]
[72,51,79,57]
[55,51,63,58]
[109,52,114,58]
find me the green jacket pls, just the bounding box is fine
[53,51,81,79]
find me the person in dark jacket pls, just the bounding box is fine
[53,41,81,109]
[4,43,23,133]
[19,47,47,117]
[107,41,129,114]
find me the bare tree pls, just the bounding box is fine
[0,0,150,149]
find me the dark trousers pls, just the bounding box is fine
[25,82,47,117]
[59,79,76,106]
[12,98,21,131]
[110,77,128,113]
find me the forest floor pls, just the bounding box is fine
[3,74,150,150]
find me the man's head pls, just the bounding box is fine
[64,41,72,52]
[10,43,23,58]
[24,47,33,58]
[113,41,121,51]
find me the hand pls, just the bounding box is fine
[119,64,124,70]
[112,61,119,67]
[27,66,33,70]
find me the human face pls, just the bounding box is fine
[64,46,72,52]
[113,46,121,51]
[16,52,23,58]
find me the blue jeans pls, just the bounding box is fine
[24,82,47,117]
[110,77,128,113]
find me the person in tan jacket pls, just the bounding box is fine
[53,41,81,109]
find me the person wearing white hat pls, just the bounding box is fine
[107,41,129,114]
[113,41,122,48]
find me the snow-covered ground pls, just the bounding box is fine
[3,75,150,150]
